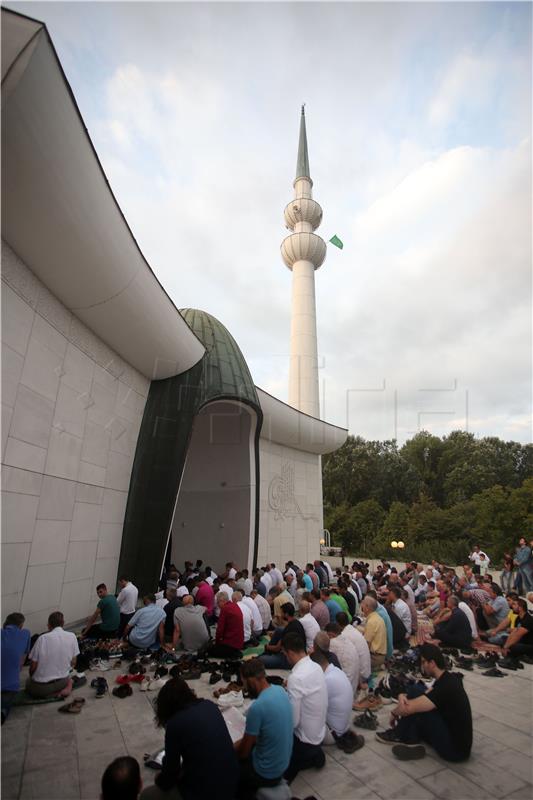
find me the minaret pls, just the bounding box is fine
[281,106,326,419]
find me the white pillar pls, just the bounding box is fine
[289,259,319,418]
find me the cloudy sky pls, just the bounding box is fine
[11,1,532,443]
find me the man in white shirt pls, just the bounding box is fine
[232,591,254,645]
[239,592,263,638]
[26,612,79,699]
[325,623,359,694]
[116,576,138,636]
[286,573,297,601]
[260,568,273,594]
[458,600,478,639]
[283,633,327,783]
[311,644,362,752]
[389,586,411,636]
[322,561,335,584]
[225,562,238,581]
[284,562,297,581]
[251,589,272,633]
[336,613,371,684]
[269,563,284,588]
[298,600,320,651]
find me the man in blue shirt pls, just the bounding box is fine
[320,588,342,623]
[123,594,166,649]
[1,612,31,723]
[235,658,293,799]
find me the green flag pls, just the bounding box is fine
[329,234,344,250]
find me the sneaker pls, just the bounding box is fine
[90,659,111,671]
[72,673,87,688]
[209,672,222,685]
[354,694,383,712]
[454,657,473,671]
[216,690,244,708]
[392,744,426,760]
[375,728,404,745]
[353,710,378,730]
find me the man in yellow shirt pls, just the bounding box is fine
[361,596,387,671]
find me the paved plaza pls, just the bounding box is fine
[2,659,532,800]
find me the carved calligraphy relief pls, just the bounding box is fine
[268,462,318,522]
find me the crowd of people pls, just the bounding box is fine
[2,543,533,800]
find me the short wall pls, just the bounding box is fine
[1,241,149,632]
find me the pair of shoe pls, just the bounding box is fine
[90,658,111,671]
[376,729,426,760]
[353,710,378,730]
[482,667,506,678]
[90,677,108,698]
[213,682,242,699]
[353,693,383,712]
[72,672,87,688]
[112,684,133,699]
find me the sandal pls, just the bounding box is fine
[353,709,378,730]
[58,698,85,713]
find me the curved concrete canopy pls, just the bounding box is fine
[1,9,204,380]
[257,388,347,454]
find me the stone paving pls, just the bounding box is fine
[2,660,532,800]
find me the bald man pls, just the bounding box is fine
[172,595,210,652]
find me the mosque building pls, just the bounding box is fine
[1,7,347,630]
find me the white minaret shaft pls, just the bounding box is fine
[281,107,326,419]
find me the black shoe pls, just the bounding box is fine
[482,667,506,678]
[336,732,365,754]
[454,657,473,670]
[209,672,221,685]
[499,657,523,671]
[375,729,404,745]
[95,678,108,697]
[392,744,426,760]
[112,684,132,698]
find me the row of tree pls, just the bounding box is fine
[322,432,533,565]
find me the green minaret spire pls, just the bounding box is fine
[295,104,310,180]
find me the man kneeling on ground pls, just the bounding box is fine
[27,611,79,699]
[235,658,294,799]
[376,643,472,762]
[283,633,328,783]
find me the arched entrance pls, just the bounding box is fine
[169,400,258,573]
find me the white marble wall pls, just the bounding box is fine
[1,241,149,632]
[257,438,324,569]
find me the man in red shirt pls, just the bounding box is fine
[207,591,244,659]
[195,575,215,623]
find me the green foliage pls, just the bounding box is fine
[323,431,533,565]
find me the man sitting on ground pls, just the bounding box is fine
[123,594,166,650]
[238,591,264,642]
[298,600,320,652]
[235,659,294,799]
[116,576,139,637]
[251,589,272,633]
[81,584,120,639]
[260,603,306,669]
[207,591,244,659]
[232,591,256,646]
[336,612,371,689]
[1,612,31,723]
[432,596,473,649]
[325,623,359,694]
[170,595,209,652]
[101,756,142,800]
[376,643,472,762]
[310,640,364,753]
[502,598,533,663]
[309,589,331,630]
[361,596,387,672]
[27,612,79,699]
[283,633,327,783]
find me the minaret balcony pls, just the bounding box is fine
[281,232,327,270]
[284,198,323,232]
